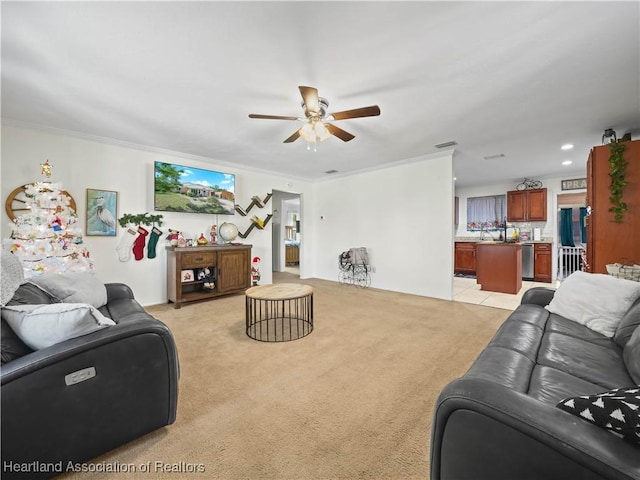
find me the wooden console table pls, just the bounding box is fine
[166,244,251,308]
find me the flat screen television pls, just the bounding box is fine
[154,161,235,215]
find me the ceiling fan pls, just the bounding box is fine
[248,86,380,145]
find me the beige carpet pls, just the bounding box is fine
[62,274,509,480]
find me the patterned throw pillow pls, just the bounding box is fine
[557,387,640,445]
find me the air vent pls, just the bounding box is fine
[434,141,458,149]
[325,169,339,174]
[483,154,505,160]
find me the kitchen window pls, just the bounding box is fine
[467,195,506,231]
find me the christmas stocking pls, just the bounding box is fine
[116,228,138,262]
[147,226,163,259]
[133,226,149,261]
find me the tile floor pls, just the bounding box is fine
[453,276,559,311]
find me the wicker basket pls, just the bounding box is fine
[606,263,640,282]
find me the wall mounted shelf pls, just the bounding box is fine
[235,193,272,239]
[238,214,273,239]
[235,193,272,215]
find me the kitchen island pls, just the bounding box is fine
[476,242,522,294]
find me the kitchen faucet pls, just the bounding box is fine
[480,224,496,241]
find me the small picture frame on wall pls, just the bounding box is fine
[86,188,118,236]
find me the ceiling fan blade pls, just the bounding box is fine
[249,114,300,120]
[283,130,301,143]
[299,86,320,115]
[325,123,355,142]
[330,105,381,121]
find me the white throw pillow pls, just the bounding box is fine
[30,272,107,308]
[1,250,26,306]
[545,271,640,337]
[1,303,115,350]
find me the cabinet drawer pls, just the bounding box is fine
[534,243,551,251]
[181,252,216,268]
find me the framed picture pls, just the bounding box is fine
[181,270,195,282]
[86,189,118,236]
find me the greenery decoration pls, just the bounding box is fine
[118,212,164,228]
[608,141,628,223]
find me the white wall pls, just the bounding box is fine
[1,125,313,305]
[311,152,455,300]
[2,125,455,303]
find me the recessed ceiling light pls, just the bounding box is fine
[562,160,573,166]
[561,144,574,150]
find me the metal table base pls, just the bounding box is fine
[245,284,313,342]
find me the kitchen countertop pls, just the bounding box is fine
[475,241,523,246]
[455,237,553,244]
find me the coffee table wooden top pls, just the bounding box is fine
[245,283,313,300]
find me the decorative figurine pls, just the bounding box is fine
[166,229,180,246]
[251,256,261,285]
[201,267,215,290]
[197,233,208,245]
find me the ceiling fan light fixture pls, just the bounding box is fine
[315,121,331,141]
[299,123,315,142]
[299,120,331,143]
[249,86,378,145]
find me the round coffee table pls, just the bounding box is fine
[245,283,313,342]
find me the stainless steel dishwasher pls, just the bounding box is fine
[522,243,534,280]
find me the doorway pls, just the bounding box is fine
[271,190,301,278]
[557,192,587,279]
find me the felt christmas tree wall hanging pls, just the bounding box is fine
[3,160,93,277]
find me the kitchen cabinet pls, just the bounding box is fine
[166,244,251,308]
[534,243,552,283]
[476,243,522,294]
[454,242,476,275]
[586,139,640,273]
[507,188,547,222]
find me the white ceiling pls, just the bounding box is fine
[2,1,639,187]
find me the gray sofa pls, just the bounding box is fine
[431,287,640,480]
[1,277,179,479]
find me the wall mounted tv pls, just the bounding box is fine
[154,161,235,215]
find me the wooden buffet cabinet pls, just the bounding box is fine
[507,188,547,222]
[586,139,640,274]
[166,244,252,308]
